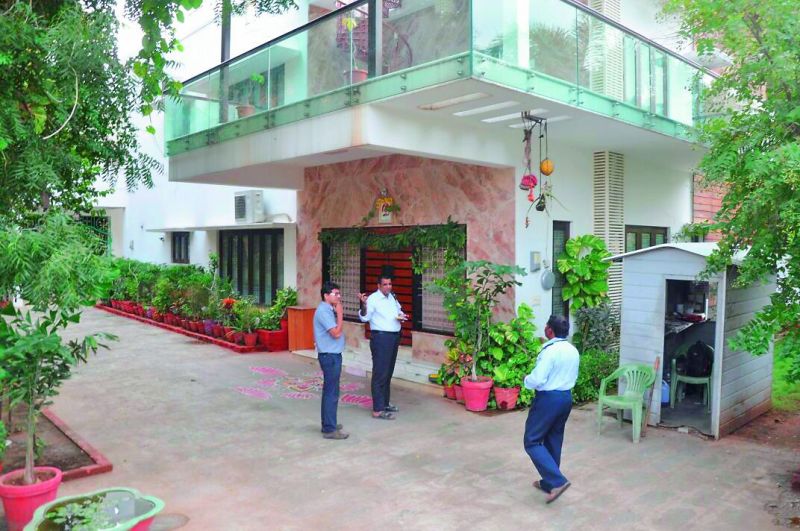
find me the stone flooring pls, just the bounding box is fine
[3,308,796,530]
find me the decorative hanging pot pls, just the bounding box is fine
[519,173,537,191]
[540,158,554,176]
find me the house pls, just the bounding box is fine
[99,0,724,383]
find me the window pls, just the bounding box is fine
[219,229,284,305]
[552,221,570,318]
[172,232,190,264]
[79,215,110,255]
[321,225,464,345]
[626,225,667,252]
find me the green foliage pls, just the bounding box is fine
[672,222,714,243]
[572,348,619,404]
[259,287,297,330]
[232,299,260,333]
[572,302,619,353]
[663,0,800,374]
[48,497,110,530]
[437,341,474,386]
[0,212,116,485]
[484,303,538,408]
[772,337,800,411]
[430,260,526,380]
[556,235,611,310]
[0,420,7,462]
[319,219,466,274]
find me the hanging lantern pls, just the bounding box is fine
[519,173,537,191]
[540,158,554,176]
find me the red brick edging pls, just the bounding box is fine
[42,409,113,481]
[94,304,270,354]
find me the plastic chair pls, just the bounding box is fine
[597,363,656,443]
[670,342,714,412]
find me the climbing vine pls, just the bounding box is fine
[318,218,466,274]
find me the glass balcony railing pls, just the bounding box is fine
[166,0,710,154]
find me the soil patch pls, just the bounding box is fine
[1,406,94,474]
[729,408,800,449]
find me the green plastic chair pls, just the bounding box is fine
[670,342,714,412]
[597,363,656,443]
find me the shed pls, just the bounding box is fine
[611,243,775,439]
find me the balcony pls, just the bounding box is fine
[165,0,712,157]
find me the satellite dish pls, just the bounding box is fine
[541,269,555,290]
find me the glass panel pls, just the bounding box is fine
[638,43,652,112]
[641,233,651,248]
[652,50,667,116]
[383,0,469,75]
[626,232,636,253]
[552,223,569,317]
[579,11,625,101]
[264,234,273,305]
[231,235,239,293]
[655,232,665,245]
[241,235,250,298]
[529,0,579,85]
[623,35,637,107]
[253,234,261,304]
[220,235,228,279]
[276,231,284,299]
[666,55,694,124]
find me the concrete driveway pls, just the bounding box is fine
[8,308,794,530]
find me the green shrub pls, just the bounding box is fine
[572,348,619,403]
[573,302,619,353]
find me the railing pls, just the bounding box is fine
[165,0,711,148]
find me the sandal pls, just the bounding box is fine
[372,411,395,420]
[532,480,547,493]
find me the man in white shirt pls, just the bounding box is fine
[523,315,580,504]
[358,274,407,420]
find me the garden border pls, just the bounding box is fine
[95,304,272,354]
[42,409,113,481]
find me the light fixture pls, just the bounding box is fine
[418,92,491,111]
[452,101,519,117]
[482,108,547,123]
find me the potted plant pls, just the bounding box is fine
[0,213,116,531]
[341,15,368,83]
[255,287,297,351]
[431,261,525,412]
[232,300,259,347]
[234,73,265,119]
[485,304,538,410]
[27,487,165,531]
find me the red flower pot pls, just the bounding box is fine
[256,329,288,351]
[233,332,244,345]
[243,332,258,347]
[0,467,63,531]
[443,384,456,400]
[460,376,494,412]
[223,326,233,341]
[493,386,521,410]
[454,384,464,404]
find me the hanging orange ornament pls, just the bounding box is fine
[540,158,554,176]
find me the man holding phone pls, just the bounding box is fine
[359,273,406,420]
[314,281,348,439]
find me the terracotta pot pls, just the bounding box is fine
[344,68,368,83]
[460,376,494,412]
[443,384,456,400]
[256,328,288,351]
[0,467,63,531]
[223,326,234,342]
[493,386,521,410]
[233,332,244,345]
[243,332,258,347]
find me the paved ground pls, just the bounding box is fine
[4,308,797,530]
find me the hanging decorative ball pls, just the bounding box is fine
[540,158,554,176]
[519,173,538,191]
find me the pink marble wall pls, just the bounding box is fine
[297,154,516,362]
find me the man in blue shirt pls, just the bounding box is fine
[358,274,407,420]
[314,281,348,440]
[523,315,580,503]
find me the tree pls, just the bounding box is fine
[664,1,800,377]
[0,0,297,220]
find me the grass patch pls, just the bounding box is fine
[773,339,800,412]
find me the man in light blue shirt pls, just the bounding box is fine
[358,274,407,420]
[523,315,579,504]
[314,281,348,440]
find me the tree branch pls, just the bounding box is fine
[42,70,78,140]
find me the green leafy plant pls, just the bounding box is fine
[572,302,619,353]
[437,340,473,386]
[0,213,116,485]
[259,287,298,330]
[431,260,526,381]
[572,348,620,403]
[484,303,539,407]
[232,299,260,333]
[556,234,611,310]
[48,497,110,530]
[0,420,7,463]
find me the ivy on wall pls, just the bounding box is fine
[318,218,466,274]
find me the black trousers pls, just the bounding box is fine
[370,331,400,412]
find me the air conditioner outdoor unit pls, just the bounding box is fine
[234,190,267,224]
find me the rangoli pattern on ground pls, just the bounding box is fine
[237,366,368,406]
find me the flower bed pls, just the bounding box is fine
[97,303,288,354]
